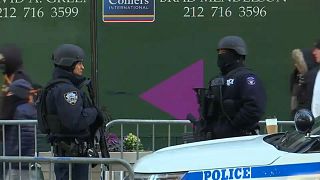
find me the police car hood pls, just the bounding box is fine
[134,135,287,173]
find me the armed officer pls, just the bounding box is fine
[202,35,267,139]
[41,44,101,180]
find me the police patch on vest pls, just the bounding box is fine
[246,77,256,85]
[64,91,78,105]
[226,79,234,86]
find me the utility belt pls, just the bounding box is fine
[10,162,42,170]
[53,138,98,158]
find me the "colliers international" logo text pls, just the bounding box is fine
[108,0,149,5]
[103,0,155,22]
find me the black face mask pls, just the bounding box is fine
[217,51,238,68]
[217,51,243,74]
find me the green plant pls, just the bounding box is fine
[123,133,144,151]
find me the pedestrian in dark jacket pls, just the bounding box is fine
[290,48,317,116]
[0,44,34,178]
[0,44,32,120]
[202,36,267,139]
[5,79,37,180]
[294,40,320,118]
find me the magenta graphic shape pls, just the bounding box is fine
[140,60,204,119]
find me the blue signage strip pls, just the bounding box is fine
[252,162,320,178]
[103,0,155,22]
[182,162,320,180]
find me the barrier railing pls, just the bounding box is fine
[0,156,134,180]
[105,119,296,158]
[0,120,38,154]
[0,120,134,180]
[106,119,191,151]
[0,120,39,180]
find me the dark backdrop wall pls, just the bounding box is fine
[0,0,319,122]
[98,0,320,122]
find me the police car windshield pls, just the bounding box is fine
[264,118,320,153]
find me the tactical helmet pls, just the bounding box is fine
[294,109,315,134]
[52,44,85,67]
[217,36,247,55]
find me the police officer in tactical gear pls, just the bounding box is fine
[43,44,100,180]
[202,35,267,139]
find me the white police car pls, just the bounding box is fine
[133,109,320,179]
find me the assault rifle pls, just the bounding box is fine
[84,79,110,160]
[189,87,216,141]
[193,88,208,121]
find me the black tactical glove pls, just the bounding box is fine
[96,108,105,126]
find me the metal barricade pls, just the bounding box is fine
[0,156,134,180]
[0,120,39,180]
[0,120,134,180]
[105,119,192,153]
[105,119,296,154]
[0,120,38,155]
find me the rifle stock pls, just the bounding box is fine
[86,80,110,159]
[193,88,208,120]
[192,87,216,140]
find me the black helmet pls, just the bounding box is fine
[52,44,85,67]
[294,109,315,134]
[217,36,247,55]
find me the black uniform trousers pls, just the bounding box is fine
[55,163,88,180]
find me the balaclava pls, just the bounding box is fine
[217,49,245,75]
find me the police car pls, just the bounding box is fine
[132,109,320,179]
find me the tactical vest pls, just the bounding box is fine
[36,78,72,135]
[207,67,251,119]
